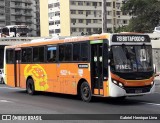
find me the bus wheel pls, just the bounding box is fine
[113,96,126,101]
[80,82,92,102]
[26,79,35,95]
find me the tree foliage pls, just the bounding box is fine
[121,0,160,33]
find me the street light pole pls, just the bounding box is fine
[102,0,107,33]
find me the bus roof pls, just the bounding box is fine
[5,33,150,49]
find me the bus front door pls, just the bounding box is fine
[91,43,103,95]
[14,49,21,87]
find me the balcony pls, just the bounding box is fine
[11,0,32,4]
[25,19,32,23]
[25,6,32,10]
[0,1,5,6]
[0,10,5,14]
[11,12,23,16]
[24,13,33,17]
[0,16,5,21]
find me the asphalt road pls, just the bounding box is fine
[0,80,160,123]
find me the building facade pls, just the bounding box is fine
[40,0,131,37]
[0,0,40,37]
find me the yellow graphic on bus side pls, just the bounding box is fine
[24,64,49,91]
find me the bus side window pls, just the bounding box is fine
[47,46,57,62]
[33,46,45,62]
[6,49,14,64]
[22,48,32,63]
[81,43,89,61]
[73,43,80,61]
[65,44,72,61]
[59,45,65,61]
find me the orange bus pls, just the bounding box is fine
[3,33,155,102]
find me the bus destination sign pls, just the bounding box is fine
[112,34,150,42]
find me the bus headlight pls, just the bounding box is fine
[151,81,154,85]
[112,79,124,88]
[118,83,123,87]
[113,80,117,84]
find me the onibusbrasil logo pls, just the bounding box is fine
[24,64,49,91]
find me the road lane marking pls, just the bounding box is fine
[0,100,12,103]
[0,87,25,90]
[140,102,160,106]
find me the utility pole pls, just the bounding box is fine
[102,0,107,33]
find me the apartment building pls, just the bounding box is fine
[0,0,40,36]
[40,0,131,37]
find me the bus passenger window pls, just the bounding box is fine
[6,50,14,64]
[33,47,39,62]
[33,47,44,62]
[22,48,32,63]
[65,44,72,61]
[59,45,65,61]
[81,43,89,61]
[73,43,80,61]
[47,46,57,62]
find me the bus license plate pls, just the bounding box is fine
[135,89,142,93]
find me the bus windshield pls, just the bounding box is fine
[110,45,153,72]
[17,28,29,33]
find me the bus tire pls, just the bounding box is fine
[113,96,126,101]
[26,79,35,95]
[80,82,92,102]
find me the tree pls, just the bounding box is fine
[121,0,160,33]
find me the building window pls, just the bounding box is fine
[55,11,60,16]
[78,1,83,6]
[49,12,54,18]
[79,19,83,23]
[87,28,91,32]
[79,28,84,32]
[93,28,98,33]
[86,2,91,6]
[71,10,76,14]
[71,1,76,5]
[86,10,91,16]
[71,19,76,23]
[48,4,53,8]
[71,28,76,32]
[49,21,54,25]
[49,30,54,34]
[92,2,97,6]
[54,2,60,7]
[93,19,98,23]
[86,19,91,24]
[123,20,127,24]
[106,2,111,7]
[78,10,83,14]
[55,29,60,33]
[55,20,60,24]
[116,11,120,15]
